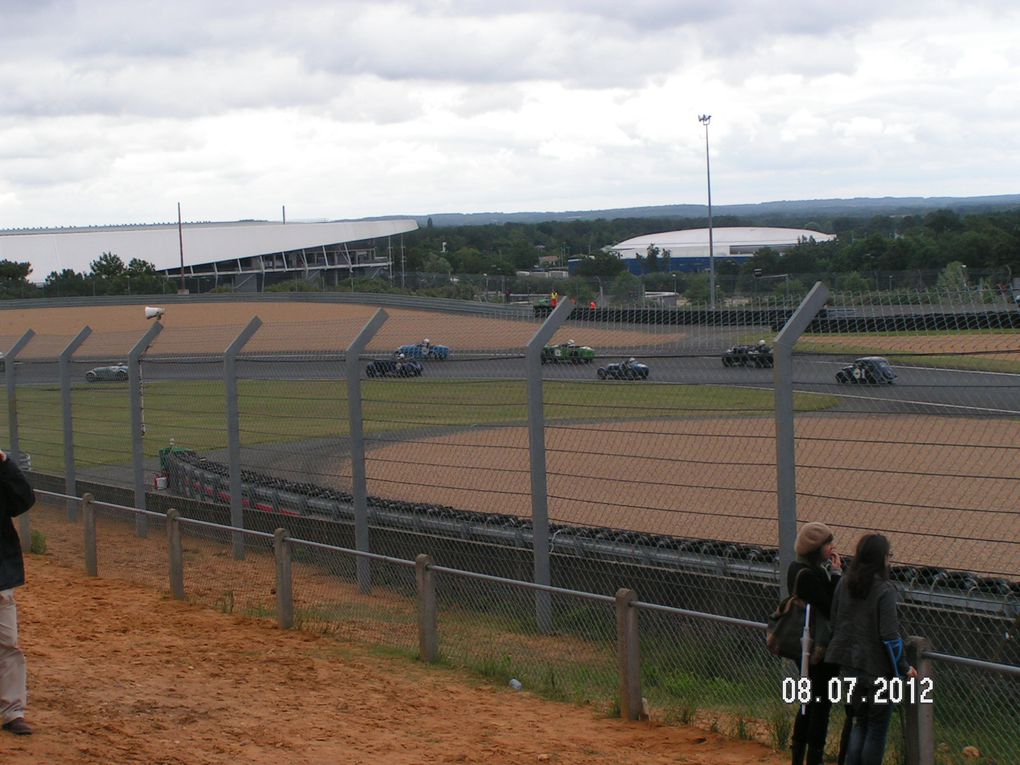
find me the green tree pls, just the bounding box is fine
[0,260,35,298]
[645,244,661,273]
[43,269,91,297]
[609,271,642,304]
[423,254,452,275]
[936,261,969,294]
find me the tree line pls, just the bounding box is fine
[0,207,1017,299]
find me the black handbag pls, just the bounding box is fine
[766,568,815,662]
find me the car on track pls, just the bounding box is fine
[835,356,896,385]
[365,358,424,378]
[597,359,650,380]
[85,364,129,382]
[396,340,450,360]
[721,342,774,368]
[541,341,595,364]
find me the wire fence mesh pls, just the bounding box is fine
[3,288,1019,763]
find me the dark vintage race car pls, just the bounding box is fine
[541,341,595,364]
[365,358,424,378]
[85,364,129,382]
[835,356,896,384]
[597,359,649,380]
[396,340,450,360]
[721,343,774,368]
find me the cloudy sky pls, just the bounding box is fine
[2,0,1018,228]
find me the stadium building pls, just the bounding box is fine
[0,218,419,291]
[598,226,836,275]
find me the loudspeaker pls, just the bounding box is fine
[144,306,165,320]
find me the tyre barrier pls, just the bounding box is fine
[161,449,1019,622]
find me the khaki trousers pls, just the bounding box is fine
[0,588,27,723]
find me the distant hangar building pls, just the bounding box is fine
[0,218,419,291]
[603,226,836,275]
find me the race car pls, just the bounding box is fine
[835,356,896,384]
[597,358,650,380]
[396,339,450,360]
[365,357,424,378]
[541,340,595,364]
[721,341,774,368]
[85,364,129,382]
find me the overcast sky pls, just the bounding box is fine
[2,0,1018,229]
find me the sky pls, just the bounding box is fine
[1,0,1019,229]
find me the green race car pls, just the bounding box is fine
[541,341,595,364]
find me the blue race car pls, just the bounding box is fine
[396,339,450,360]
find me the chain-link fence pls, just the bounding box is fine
[4,287,1019,762]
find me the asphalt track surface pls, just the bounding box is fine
[14,352,1020,416]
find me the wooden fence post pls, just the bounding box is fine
[903,636,935,765]
[82,493,97,577]
[166,508,185,600]
[615,588,642,721]
[416,554,438,663]
[274,528,294,629]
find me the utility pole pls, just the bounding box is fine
[698,115,716,310]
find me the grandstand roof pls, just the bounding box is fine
[0,219,418,282]
[611,226,835,259]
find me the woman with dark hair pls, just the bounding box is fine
[826,534,916,765]
[787,522,842,765]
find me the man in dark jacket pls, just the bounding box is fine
[0,448,36,735]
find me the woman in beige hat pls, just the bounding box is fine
[787,522,842,765]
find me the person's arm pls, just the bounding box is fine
[0,449,35,518]
[877,585,914,678]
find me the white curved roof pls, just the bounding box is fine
[612,226,834,258]
[0,218,418,280]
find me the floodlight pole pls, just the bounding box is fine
[699,114,716,311]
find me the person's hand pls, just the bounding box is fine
[0,449,6,463]
[829,551,843,572]
[906,666,918,679]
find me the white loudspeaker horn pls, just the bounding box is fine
[144,306,165,320]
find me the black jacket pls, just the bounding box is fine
[787,559,840,620]
[0,457,36,591]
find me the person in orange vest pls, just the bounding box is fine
[550,290,559,307]
[589,299,597,310]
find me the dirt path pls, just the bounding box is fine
[3,554,788,765]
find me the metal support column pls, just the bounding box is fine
[525,299,572,632]
[345,308,388,593]
[772,282,829,596]
[129,321,163,537]
[224,316,262,560]
[5,330,35,540]
[59,326,92,521]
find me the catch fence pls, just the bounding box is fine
[2,287,1019,762]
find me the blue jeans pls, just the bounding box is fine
[845,694,894,765]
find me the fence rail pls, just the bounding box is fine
[32,488,1020,765]
[5,287,1020,762]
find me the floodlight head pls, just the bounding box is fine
[144,306,165,320]
[698,114,711,125]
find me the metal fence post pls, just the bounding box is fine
[274,528,294,629]
[82,492,97,577]
[345,308,388,594]
[166,508,185,600]
[903,637,935,765]
[615,588,642,721]
[59,326,92,521]
[129,321,163,538]
[772,282,829,596]
[416,554,438,663]
[5,330,35,541]
[224,316,263,560]
[526,299,572,633]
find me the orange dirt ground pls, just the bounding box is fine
[3,553,787,765]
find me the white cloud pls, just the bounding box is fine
[0,0,1018,228]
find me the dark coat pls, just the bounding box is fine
[0,457,36,591]
[824,577,909,680]
[787,559,840,620]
